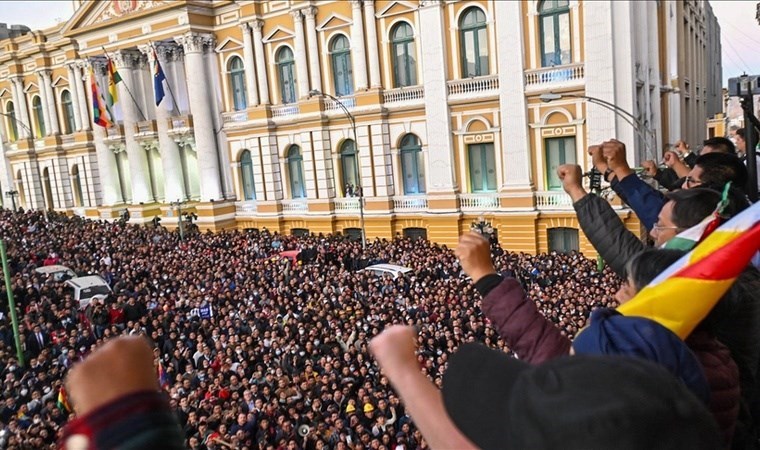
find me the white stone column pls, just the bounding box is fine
[142,43,187,202]
[418,0,456,192]
[42,70,60,135]
[112,50,154,203]
[291,9,311,99]
[66,64,84,131]
[175,32,223,201]
[303,6,322,93]
[582,1,618,146]
[240,22,260,106]
[350,0,368,91]
[251,20,270,105]
[74,62,91,130]
[35,71,53,136]
[86,63,123,205]
[363,0,381,88]
[495,0,532,188]
[10,77,31,139]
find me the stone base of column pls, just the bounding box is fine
[127,203,164,225]
[498,189,535,209]
[97,204,130,221]
[248,105,272,121]
[195,200,237,231]
[355,89,383,107]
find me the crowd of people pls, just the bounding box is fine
[0,205,620,450]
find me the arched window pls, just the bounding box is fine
[340,140,359,196]
[399,134,425,194]
[240,150,256,201]
[539,0,571,67]
[330,35,354,96]
[228,56,247,111]
[459,7,489,77]
[71,164,84,207]
[276,47,297,104]
[287,145,306,199]
[5,101,18,141]
[61,90,76,135]
[468,143,497,192]
[32,96,45,138]
[391,22,417,88]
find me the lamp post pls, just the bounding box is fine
[309,89,367,251]
[539,92,656,162]
[170,200,185,240]
[4,190,18,210]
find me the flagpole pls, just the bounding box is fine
[101,46,148,122]
[1,240,25,367]
[150,42,181,116]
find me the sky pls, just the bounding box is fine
[0,0,758,86]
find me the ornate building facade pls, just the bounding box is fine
[0,0,721,252]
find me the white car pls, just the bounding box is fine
[65,275,112,308]
[34,265,77,282]
[360,264,413,280]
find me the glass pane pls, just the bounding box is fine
[290,159,305,198]
[242,162,255,201]
[232,72,247,110]
[484,144,496,191]
[462,30,477,77]
[545,138,575,189]
[407,43,417,85]
[393,43,407,87]
[416,150,426,193]
[542,16,556,66]
[333,52,354,96]
[401,151,418,194]
[559,13,571,64]
[468,145,484,192]
[477,28,489,75]
[342,154,358,188]
[280,63,296,104]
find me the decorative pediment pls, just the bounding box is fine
[62,0,173,36]
[263,26,295,44]
[0,88,10,98]
[215,37,244,53]
[23,82,40,93]
[316,13,353,32]
[376,1,418,18]
[51,75,68,88]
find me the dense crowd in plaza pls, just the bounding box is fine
[0,207,620,450]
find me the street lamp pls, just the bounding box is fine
[309,89,367,251]
[4,190,18,210]
[170,200,186,240]
[539,92,656,161]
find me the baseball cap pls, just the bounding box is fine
[442,344,721,450]
[572,308,710,404]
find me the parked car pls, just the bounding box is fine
[359,264,413,280]
[34,265,76,282]
[65,275,112,308]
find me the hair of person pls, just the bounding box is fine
[625,249,687,292]
[735,128,745,139]
[694,152,749,190]
[702,137,736,154]
[664,188,722,229]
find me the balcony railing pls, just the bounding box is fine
[272,104,300,118]
[169,115,193,130]
[61,134,75,144]
[324,96,355,113]
[235,201,257,215]
[393,196,428,212]
[524,63,585,89]
[222,111,248,124]
[460,193,500,210]
[334,197,361,212]
[535,190,574,210]
[383,86,424,104]
[281,199,308,213]
[447,75,499,97]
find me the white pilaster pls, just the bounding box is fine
[363,0,382,88]
[350,0,368,91]
[66,64,84,132]
[175,32,224,202]
[74,62,91,130]
[369,121,393,196]
[291,9,312,99]
[112,50,154,203]
[303,7,323,93]
[418,0,456,192]
[251,20,270,105]
[42,71,60,135]
[582,1,618,146]
[10,77,31,139]
[35,72,53,136]
[496,1,532,188]
[86,63,122,206]
[240,22,260,106]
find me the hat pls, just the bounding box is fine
[345,404,355,414]
[572,308,710,404]
[363,403,374,413]
[442,344,720,450]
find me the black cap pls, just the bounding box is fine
[442,344,720,450]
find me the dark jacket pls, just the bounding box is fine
[479,275,740,445]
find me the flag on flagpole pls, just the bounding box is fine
[106,57,122,109]
[57,386,71,413]
[90,66,112,128]
[152,47,167,106]
[157,359,170,390]
[617,202,760,339]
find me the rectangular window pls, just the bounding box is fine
[468,143,497,192]
[545,137,576,190]
[548,227,579,253]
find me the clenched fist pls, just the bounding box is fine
[602,139,634,180]
[641,160,658,177]
[455,232,496,284]
[370,326,418,378]
[557,164,587,202]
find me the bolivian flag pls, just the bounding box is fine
[106,57,122,108]
[618,202,760,339]
[57,385,71,413]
